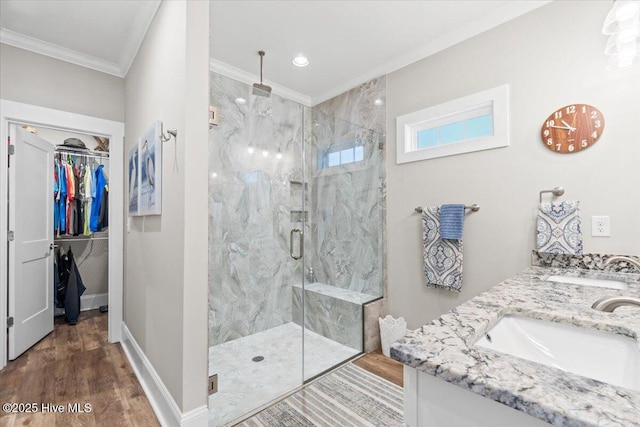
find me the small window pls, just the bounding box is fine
[396,84,509,164]
[318,139,364,169]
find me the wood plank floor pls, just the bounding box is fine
[0,310,159,427]
[353,348,404,387]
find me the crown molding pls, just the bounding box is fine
[0,28,123,77]
[309,0,553,105]
[118,0,161,76]
[210,59,312,107]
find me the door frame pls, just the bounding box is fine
[0,99,124,370]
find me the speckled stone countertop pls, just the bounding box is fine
[390,266,640,427]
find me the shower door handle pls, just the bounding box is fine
[290,228,303,260]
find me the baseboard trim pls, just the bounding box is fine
[53,293,109,316]
[121,323,208,427]
[81,292,108,311]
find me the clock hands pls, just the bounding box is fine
[560,120,576,134]
[549,123,577,133]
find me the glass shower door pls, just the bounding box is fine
[302,110,384,382]
[208,73,307,425]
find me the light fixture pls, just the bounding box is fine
[247,145,255,154]
[292,55,309,67]
[603,0,640,70]
[276,149,283,159]
[211,172,218,178]
[374,98,384,106]
[235,97,247,105]
[262,149,269,157]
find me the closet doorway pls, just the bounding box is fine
[0,100,124,370]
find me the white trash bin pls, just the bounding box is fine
[379,315,407,357]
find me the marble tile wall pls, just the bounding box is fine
[306,77,386,298]
[208,73,387,347]
[208,73,306,345]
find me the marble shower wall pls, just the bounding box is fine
[307,77,386,297]
[208,73,306,346]
[208,73,386,347]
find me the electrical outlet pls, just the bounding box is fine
[591,215,610,237]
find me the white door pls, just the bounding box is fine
[8,125,54,360]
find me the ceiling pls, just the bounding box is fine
[0,0,551,105]
[0,0,160,77]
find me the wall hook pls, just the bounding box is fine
[160,122,177,143]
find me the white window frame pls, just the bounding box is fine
[396,84,510,164]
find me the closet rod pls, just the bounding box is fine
[55,149,110,160]
[55,237,109,242]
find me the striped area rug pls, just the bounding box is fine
[237,362,404,427]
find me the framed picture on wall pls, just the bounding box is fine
[128,141,140,216]
[138,121,162,216]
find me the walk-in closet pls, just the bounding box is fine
[7,124,111,360]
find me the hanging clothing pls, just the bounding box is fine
[58,164,67,234]
[83,164,93,236]
[53,151,109,236]
[91,165,108,232]
[55,247,86,324]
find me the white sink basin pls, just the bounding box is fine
[546,275,628,290]
[475,315,640,391]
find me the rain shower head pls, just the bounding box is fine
[252,50,272,97]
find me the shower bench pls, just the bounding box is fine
[292,282,379,352]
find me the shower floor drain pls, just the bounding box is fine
[252,356,264,362]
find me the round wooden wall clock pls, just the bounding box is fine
[541,104,604,153]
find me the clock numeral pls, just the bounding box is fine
[554,111,562,119]
[566,105,576,114]
[568,144,575,152]
[581,139,588,148]
[547,138,553,145]
[582,105,587,113]
[546,120,555,128]
[591,111,598,119]
[592,131,598,138]
[595,120,601,128]
[556,143,562,151]
[543,129,550,137]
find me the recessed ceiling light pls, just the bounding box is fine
[374,98,384,106]
[292,55,309,67]
[235,97,247,104]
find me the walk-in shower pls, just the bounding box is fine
[208,72,384,426]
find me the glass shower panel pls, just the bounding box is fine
[207,73,306,426]
[301,110,384,381]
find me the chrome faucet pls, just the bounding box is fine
[603,256,640,271]
[592,296,640,312]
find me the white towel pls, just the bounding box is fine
[422,206,463,292]
[536,201,583,255]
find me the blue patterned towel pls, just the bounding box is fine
[422,206,463,292]
[440,204,465,239]
[536,201,583,255]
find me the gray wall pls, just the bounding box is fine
[386,0,640,330]
[124,0,209,413]
[0,44,124,122]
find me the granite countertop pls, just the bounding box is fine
[390,266,640,427]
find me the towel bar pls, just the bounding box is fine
[414,204,480,213]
